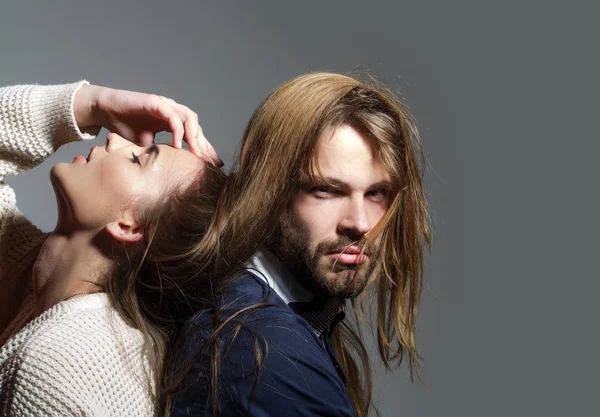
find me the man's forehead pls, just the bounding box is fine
[316,124,376,156]
[312,124,391,185]
[314,125,382,163]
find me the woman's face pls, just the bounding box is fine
[50,133,204,232]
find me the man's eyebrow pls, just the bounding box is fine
[368,180,393,190]
[318,177,347,188]
[313,177,393,190]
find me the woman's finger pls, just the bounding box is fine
[137,131,155,147]
[144,95,185,147]
[196,126,222,166]
[192,125,223,166]
[154,95,222,165]
[163,99,201,152]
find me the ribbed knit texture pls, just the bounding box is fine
[0,81,97,277]
[0,82,154,416]
[0,294,154,416]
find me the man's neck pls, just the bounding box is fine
[31,230,111,315]
[250,249,343,308]
[249,249,315,304]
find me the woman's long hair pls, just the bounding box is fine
[164,72,431,417]
[107,163,226,416]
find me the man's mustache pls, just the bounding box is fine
[316,238,373,257]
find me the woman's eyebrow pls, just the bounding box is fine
[145,144,160,165]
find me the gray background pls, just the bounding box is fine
[2,0,598,416]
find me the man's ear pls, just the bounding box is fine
[105,214,144,243]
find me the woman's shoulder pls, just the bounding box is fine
[3,293,145,362]
[0,293,153,416]
[2,293,143,368]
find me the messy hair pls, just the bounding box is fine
[107,163,226,416]
[164,72,430,417]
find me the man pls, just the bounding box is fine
[169,72,430,417]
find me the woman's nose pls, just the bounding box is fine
[104,133,130,152]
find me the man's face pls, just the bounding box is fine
[274,124,392,299]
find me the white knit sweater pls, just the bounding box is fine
[0,82,154,416]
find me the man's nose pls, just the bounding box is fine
[337,198,371,240]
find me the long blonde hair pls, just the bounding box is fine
[166,72,430,417]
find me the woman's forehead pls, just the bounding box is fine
[155,144,205,177]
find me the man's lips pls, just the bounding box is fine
[327,246,369,264]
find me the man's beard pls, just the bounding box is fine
[270,212,379,299]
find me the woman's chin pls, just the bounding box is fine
[49,162,68,183]
[49,162,82,205]
[49,165,72,226]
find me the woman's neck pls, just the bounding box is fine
[31,230,113,315]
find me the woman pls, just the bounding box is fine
[0,80,224,416]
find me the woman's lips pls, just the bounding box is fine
[73,155,87,163]
[87,146,97,161]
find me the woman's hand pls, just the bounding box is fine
[74,84,222,166]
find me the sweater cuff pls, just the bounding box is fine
[28,81,101,151]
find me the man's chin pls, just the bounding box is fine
[314,264,370,299]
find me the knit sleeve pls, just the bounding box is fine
[0,82,100,333]
[0,81,100,267]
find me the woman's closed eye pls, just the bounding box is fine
[132,152,142,166]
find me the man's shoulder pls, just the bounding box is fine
[220,270,284,303]
[171,274,356,417]
[192,272,301,326]
[183,270,336,370]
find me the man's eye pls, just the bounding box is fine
[132,152,142,166]
[366,189,389,202]
[311,186,337,197]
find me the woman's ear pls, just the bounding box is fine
[105,214,144,243]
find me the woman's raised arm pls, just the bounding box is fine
[0,81,219,336]
[0,81,96,334]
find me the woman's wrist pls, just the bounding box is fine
[73,84,101,129]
